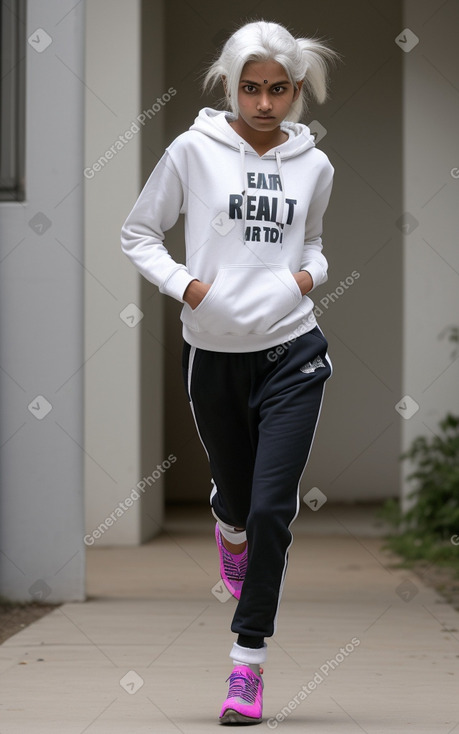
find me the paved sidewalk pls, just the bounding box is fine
[0,504,458,733]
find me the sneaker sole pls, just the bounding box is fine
[219,708,262,725]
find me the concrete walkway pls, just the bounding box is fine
[1,504,458,733]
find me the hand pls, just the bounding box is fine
[293,271,313,296]
[183,279,212,310]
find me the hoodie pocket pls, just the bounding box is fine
[181,265,303,337]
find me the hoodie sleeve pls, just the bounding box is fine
[120,150,196,302]
[300,160,334,291]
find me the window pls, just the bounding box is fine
[0,0,26,202]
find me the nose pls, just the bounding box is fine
[257,93,272,112]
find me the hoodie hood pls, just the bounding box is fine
[190,107,317,234]
[189,107,316,159]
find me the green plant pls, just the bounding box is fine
[380,414,459,567]
[381,323,459,568]
[401,414,459,537]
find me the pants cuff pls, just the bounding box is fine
[212,508,247,544]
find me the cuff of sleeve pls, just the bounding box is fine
[301,262,327,290]
[159,267,196,302]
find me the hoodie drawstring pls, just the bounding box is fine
[239,142,247,243]
[275,150,287,228]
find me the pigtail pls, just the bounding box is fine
[296,38,339,105]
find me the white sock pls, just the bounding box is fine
[230,641,267,666]
[212,508,247,545]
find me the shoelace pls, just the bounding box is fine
[222,545,247,582]
[226,670,259,704]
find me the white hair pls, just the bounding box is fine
[203,20,338,122]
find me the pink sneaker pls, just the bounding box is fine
[219,665,263,724]
[215,523,247,600]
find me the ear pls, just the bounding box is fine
[221,75,229,96]
[293,80,303,101]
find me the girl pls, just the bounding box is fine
[121,20,337,725]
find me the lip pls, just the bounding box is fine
[254,116,275,120]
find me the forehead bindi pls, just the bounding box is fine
[240,60,290,86]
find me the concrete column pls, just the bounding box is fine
[401,0,459,505]
[84,0,166,545]
[0,0,85,601]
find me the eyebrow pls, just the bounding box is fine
[239,79,291,86]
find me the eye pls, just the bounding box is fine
[242,84,257,93]
[272,86,287,94]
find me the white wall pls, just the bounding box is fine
[84,0,165,545]
[0,0,85,601]
[401,0,459,504]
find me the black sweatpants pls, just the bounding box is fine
[182,326,332,640]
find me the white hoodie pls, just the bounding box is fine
[121,107,334,352]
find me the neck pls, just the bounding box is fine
[229,117,287,156]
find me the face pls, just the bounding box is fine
[234,59,302,133]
